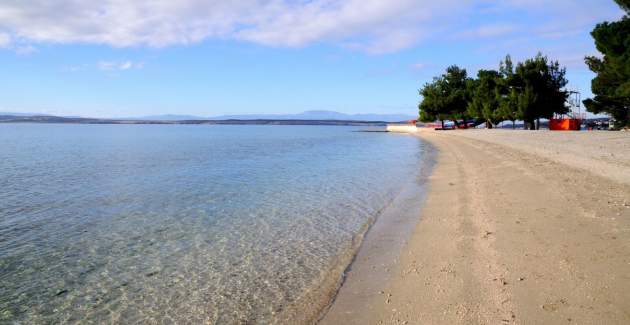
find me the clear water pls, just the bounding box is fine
[0,124,428,324]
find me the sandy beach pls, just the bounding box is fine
[321,129,630,324]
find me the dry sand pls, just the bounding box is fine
[320,129,630,325]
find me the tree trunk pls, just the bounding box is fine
[512,120,516,129]
[536,118,540,130]
[486,120,493,129]
[441,120,445,130]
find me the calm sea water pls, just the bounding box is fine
[0,124,428,324]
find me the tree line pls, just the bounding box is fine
[419,0,630,130]
[418,54,569,130]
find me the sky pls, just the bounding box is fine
[0,0,624,118]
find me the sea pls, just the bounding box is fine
[0,124,431,324]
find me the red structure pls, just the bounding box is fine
[549,118,581,131]
[550,91,584,131]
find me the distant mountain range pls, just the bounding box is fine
[124,110,416,122]
[211,111,416,122]
[0,112,54,117]
[125,114,208,121]
[2,110,416,122]
[0,112,83,118]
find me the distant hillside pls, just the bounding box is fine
[0,112,53,117]
[210,110,415,122]
[127,111,414,122]
[0,112,83,118]
[0,114,388,126]
[125,114,209,121]
[4,110,415,122]
[2,110,416,123]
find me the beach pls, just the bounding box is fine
[321,129,630,324]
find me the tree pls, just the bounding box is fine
[498,88,520,129]
[467,69,504,128]
[517,86,538,129]
[442,66,471,127]
[497,55,519,128]
[615,0,630,12]
[418,65,470,128]
[419,80,448,128]
[584,0,630,128]
[512,54,569,129]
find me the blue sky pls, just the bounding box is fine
[0,0,624,118]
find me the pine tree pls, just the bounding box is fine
[418,66,470,128]
[467,70,504,128]
[584,0,630,128]
[513,54,569,129]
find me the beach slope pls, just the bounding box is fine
[321,130,630,325]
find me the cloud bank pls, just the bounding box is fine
[0,0,622,54]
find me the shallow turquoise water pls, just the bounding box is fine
[0,124,428,324]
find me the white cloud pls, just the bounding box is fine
[0,32,10,47]
[457,23,517,39]
[65,64,87,72]
[411,63,426,70]
[98,60,143,71]
[15,44,37,55]
[0,0,623,54]
[0,31,37,54]
[0,0,461,53]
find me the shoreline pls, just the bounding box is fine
[280,133,435,325]
[321,129,630,324]
[314,137,436,323]
[272,132,435,324]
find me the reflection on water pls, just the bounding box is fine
[0,124,427,324]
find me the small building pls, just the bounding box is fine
[386,120,418,133]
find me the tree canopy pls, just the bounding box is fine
[512,54,569,129]
[467,70,504,128]
[615,0,630,12]
[583,0,630,127]
[418,54,569,130]
[496,56,519,128]
[418,65,470,128]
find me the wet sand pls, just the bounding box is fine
[320,129,630,324]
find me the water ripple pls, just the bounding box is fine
[0,124,425,324]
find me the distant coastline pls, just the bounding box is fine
[0,114,390,126]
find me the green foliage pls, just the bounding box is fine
[419,54,569,130]
[584,2,630,127]
[467,69,504,127]
[497,56,519,125]
[615,0,630,12]
[418,80,445,122]
[517,86,538,129]
[486,54,570,129]
[498,89,520,128]
[512,54,569,127]
[418,65,470,125]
